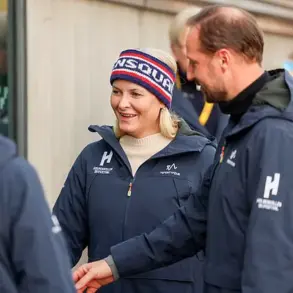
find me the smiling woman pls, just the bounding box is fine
[110,48,180,139]
[53,47,216,293]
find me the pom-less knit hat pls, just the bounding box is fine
[110,49,176,109]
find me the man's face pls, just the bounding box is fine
[186,27,230,103]
[171,27,190,73]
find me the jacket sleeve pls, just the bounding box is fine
[5,157,75,293]
[242,123,293,293]
[111,144,215,277]
[53,150,88,266]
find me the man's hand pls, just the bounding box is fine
[73,260,114,293]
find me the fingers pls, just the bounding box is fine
[77,286,86,293]
[77,282,102,293]
[87,288,100,293]
[73,264,90,282]
[75,268,98,290]
[72,270,81,283]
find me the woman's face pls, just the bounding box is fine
[111,80,163,138]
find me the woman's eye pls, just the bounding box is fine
[132,92,141,98]
[112,89,119,95]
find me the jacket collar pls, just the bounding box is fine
[223,70,293,139]
[88,120,215,164]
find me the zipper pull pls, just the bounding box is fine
[127,182,133,197]
[219,140,226,163]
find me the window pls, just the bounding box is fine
[0,0,8,136]
[0,0,27,156]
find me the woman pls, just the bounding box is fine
[53,48,216,293]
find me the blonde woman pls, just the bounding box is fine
[53,48,215,293]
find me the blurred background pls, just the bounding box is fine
[0,0,293,207]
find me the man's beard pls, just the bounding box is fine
[201,86,227,103]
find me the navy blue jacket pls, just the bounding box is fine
[109,70,293,293]
[0,136,75,293]
[53,122,216,293]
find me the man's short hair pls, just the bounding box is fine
[187,5,264,64]
[169,7,200,46]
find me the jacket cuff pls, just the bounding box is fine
[104,255,120,281]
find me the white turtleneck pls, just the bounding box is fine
[120,133,173,175]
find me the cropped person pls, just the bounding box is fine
[0,135,76,293]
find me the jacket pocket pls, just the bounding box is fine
[173,178,192,207]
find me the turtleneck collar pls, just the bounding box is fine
[119,133,171,147]
[119,133,172,175]
[219,71,269,121]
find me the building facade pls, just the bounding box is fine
[2,0,293,207]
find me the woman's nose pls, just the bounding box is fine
[118,94,131,109]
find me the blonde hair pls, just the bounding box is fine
[169,7,200,46]
[113,48,180,139]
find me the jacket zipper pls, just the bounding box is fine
[210,139,226,183]
[127,181,133,197]
[122,176,135,240]
[219,140,226,164]
[127,176,135,197]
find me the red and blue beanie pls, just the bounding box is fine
[110,49,176,109]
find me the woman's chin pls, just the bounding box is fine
[119,125,136,135]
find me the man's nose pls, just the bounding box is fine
[186,65,194,81]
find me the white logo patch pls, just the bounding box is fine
[166,163,177,171]
[256,173,282,212]
[227,150,237,167]
[100,151,113,166]
[93,166,113,175]
[160,163,180,176]
[263,173,280,199]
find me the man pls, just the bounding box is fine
[169,7,209,136]
[74,5,293,293]
[169,7,228,141]
[0,135,76,292]
[168,8,210,137]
